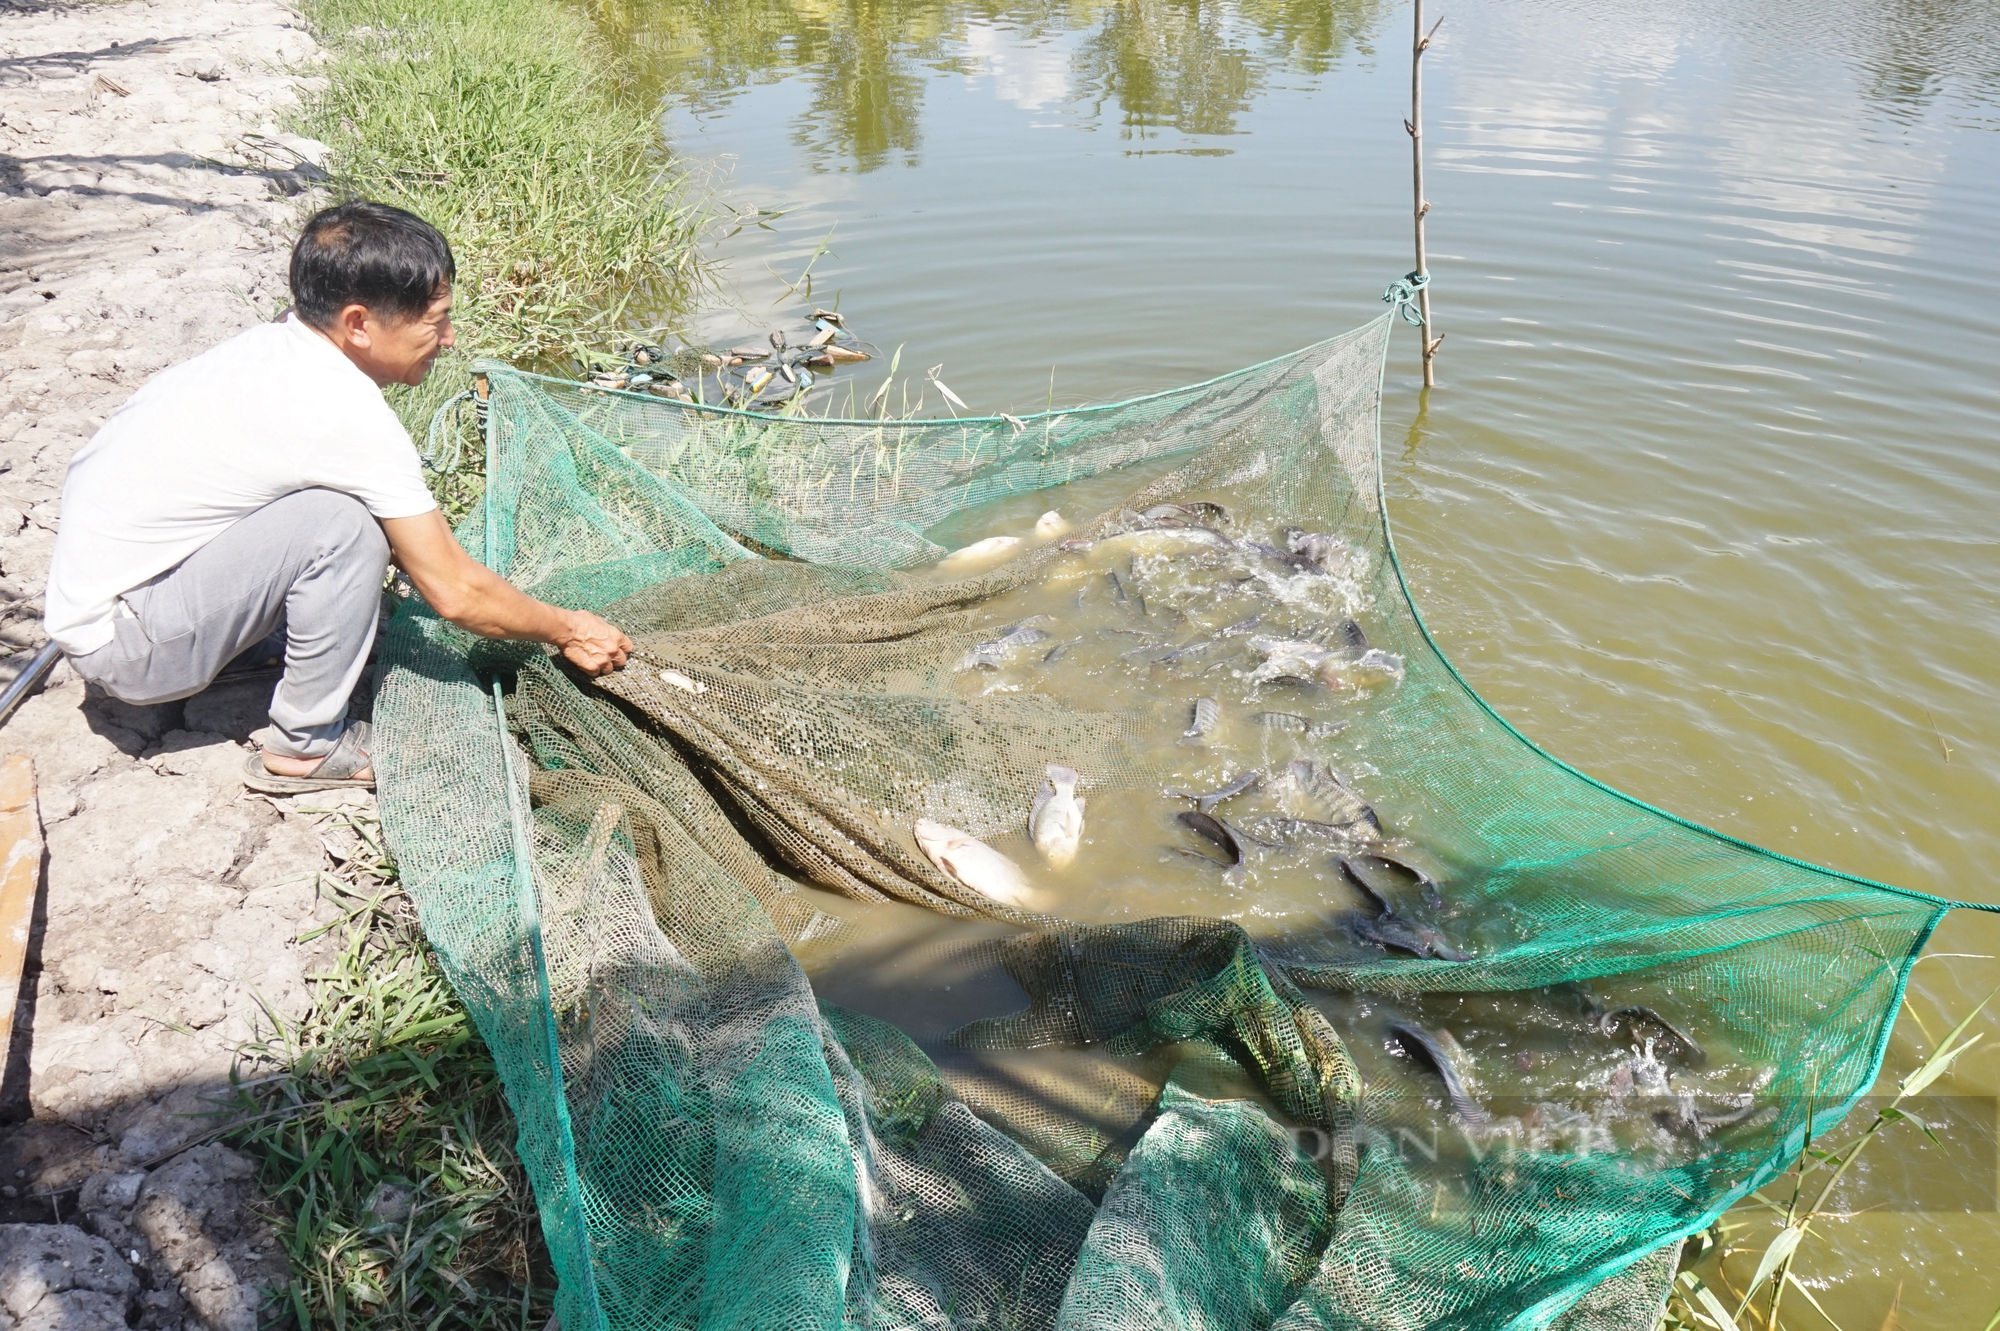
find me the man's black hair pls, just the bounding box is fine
[289,201,455,330]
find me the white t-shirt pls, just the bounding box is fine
[44,315,439,655]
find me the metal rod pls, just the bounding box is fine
[1410,0,1441,386]
[0,641,63,730]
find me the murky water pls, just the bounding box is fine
[603,0,2000,1318]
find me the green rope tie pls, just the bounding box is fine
[1381,270,1430,326]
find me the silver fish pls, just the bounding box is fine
[1239,816,1365,848]
[1251,712,1350,740]
[1140,501,1229,529]
[1184,696,1221,743]
[1180,769,1262,813]
[915,818,1038,910]
[1249,637,1334,686]
[1217,613,1265,637]
[1388,1023,1488,1123]
[1029,764,1086,869]
[960,622,1052,671]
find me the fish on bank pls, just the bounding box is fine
[1184,696,1221,743]
[960,621,1052,671]
[915,819,1039,910]
[938,535,1025,575]
[1388,1023,1488,1123]
[1029,765,1086,868]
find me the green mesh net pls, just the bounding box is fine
[373,314,1965,1331]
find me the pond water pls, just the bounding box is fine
[604,0,2000,1319]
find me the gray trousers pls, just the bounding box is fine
[69,488,390,758]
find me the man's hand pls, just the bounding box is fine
[556,609,634,676]
[382,510,637,670]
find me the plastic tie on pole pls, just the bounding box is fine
[1381,270,1430,326]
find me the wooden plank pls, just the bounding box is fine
[0,753,40,1101]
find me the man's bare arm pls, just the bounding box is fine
[381,510,634,674]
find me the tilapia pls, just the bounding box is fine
[1335,648,1406,687]
[1276,760,1379,830]
[1217,613,1265,637]
[1140,501,1228,529]
[1340,850,1443,910]
[1238,816,1365,849]
[1249,637,1344,688]
[960,621,1052,671]
[1655,1095,1764,1140]
[1092,527,1234,562]
[1388,1023,1488,1123]
[1346,911,1470,962]
[938,535,1025,575]
[1333,618,1368,651]
[1034,510,1070,540]
[1029,765,1086,868]
[1184,696,1221,743]
[1284,527,1348,572]
[1251,711,1350,740]
[914,818,1038,910]
[1600,1006,1706,1068]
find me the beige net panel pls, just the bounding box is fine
[373,313,1954,1331]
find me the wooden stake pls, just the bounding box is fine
[0,754,41,1102]
[1409,0,1443,385]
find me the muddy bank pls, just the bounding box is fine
[0,1,361,1326]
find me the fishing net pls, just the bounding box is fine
[374,312,1959,1331]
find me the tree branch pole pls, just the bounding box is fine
[1408,0,1442,385]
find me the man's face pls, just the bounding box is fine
[325,283,456,388]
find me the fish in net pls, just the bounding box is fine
[374,314,1983,1331]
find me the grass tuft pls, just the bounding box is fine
[290,0,709,517]
[228,812,547,1331]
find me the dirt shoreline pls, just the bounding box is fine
[0,2,372,1327]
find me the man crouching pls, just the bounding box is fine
[42,201,633,793]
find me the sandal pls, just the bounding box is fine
[242,720,376,793]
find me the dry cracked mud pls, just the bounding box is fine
[0,2,361,1326]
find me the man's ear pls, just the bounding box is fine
[334,302,374,350]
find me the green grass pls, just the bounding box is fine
[1656,984,1999,1331]
[290,0,709,517]
[228,811,549,1331]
